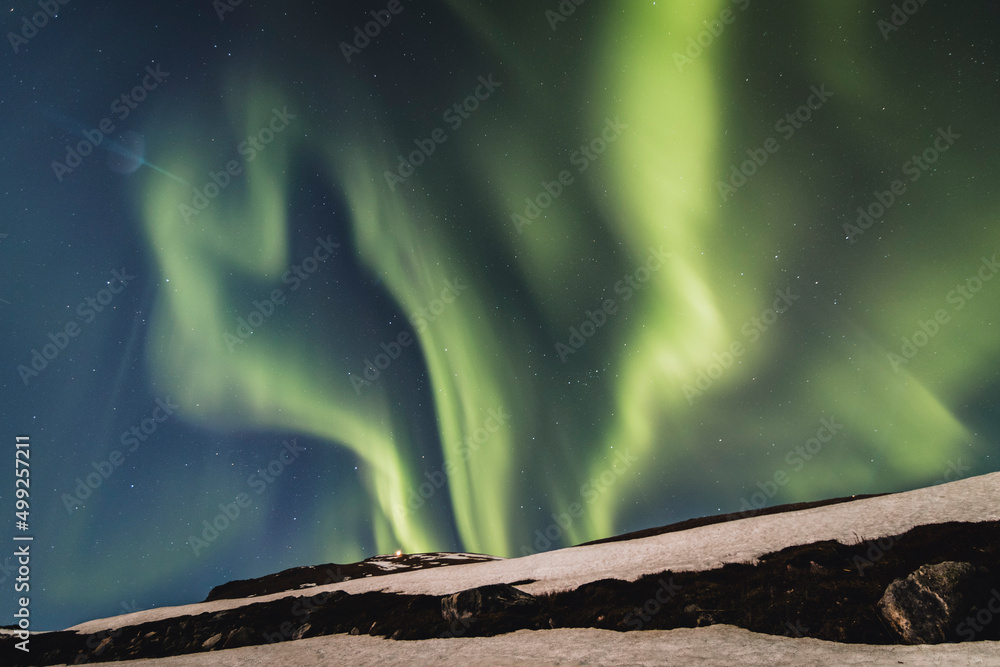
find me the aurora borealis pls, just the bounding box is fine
[2,0,999,632]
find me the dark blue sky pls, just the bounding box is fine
[2,0,998,632]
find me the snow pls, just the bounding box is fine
[66,626,1000,667]
[69,471,1000,635]
[348,552,500,574]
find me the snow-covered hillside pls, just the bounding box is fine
[62,624,1000,667]
[71,471,1000,635]
[3,471,989,665]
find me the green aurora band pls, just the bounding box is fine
[136,1,996,560]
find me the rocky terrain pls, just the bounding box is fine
[2,512,998,664]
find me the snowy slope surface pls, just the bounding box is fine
[68,626,1000,667]
[70,471,1000,636]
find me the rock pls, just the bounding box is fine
[878,561,989,643]
[441,584,538,623]
[809,561,832,576]
[223,626,256,649]
[683,603,716,627]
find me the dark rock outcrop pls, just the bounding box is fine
[878,561,990,643]
[441,584,539,623]
[206,552,500,602]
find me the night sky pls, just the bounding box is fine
[2,0,999,632]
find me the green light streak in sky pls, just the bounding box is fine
[562,1,731,543]
[132,2,1000,562]
[331,150,518,555]
[139,86,449,559]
